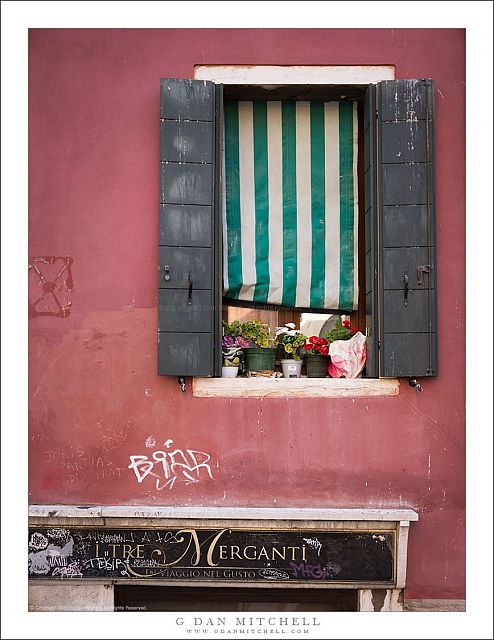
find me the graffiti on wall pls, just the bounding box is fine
[128,438,215,491]
[28,529,82,577]
[28,256,73,318]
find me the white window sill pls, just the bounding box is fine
[192,377,399,398]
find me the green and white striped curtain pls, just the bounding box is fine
[223,100,359,311]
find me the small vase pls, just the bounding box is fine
[221,366,239,378]
[281,359,303,378]
[305,354,330,378]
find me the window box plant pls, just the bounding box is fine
[222,321,249,378]
[276,323,307,378]
[303,336,330,378]
[241,321,277,373]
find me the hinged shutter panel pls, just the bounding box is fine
[363,84,378,377]
[377,79,438,377]
[158,78,222,376]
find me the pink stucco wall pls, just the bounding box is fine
[28,28,465,599]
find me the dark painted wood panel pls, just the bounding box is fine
[160,163,213,206]
[382,247,433,290]
[365,209,372,254]
[382,163,427,206]
[383,289,430,333]
[382,205,429,247]
[158,289,212,333]
[379,79,428,121]
[158,332,213,376]
[364,292,376,377]
[364,166,373,214]
[381,333,433,377]
[364,127,371,169]
[160,78,214,121]
[158,246,211,290]
[381,121,427,163]
[363,82,378,377]
[160,120,213,163]
[159,204,212,247]
[365,249,373,295]
[377,78,437,377]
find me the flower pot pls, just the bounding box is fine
[281,359,303,378]
[305,354,330,378]
[244,347,277,373]
[221,366,239,378]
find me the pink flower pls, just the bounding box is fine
[235,336,249,348]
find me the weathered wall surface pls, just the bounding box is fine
[29,29,465,599]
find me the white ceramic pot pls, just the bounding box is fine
[221,366,239,378]
[281,359,303,378]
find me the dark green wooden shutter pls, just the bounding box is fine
[363,84,379,377]
[366,79,437,378]
[158,78,222,377]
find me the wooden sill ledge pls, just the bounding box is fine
[192,377,400,398]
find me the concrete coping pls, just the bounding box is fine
[29,505,419,521]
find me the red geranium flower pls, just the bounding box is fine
[342,320,351,328]
[320,345,329,355]
[319,338,328,346]
[351,327,358,333]
[308,336,319,345]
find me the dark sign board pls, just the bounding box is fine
[28,527,395,584]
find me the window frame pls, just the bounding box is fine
[158,72,437,383]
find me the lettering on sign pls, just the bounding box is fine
[28,528,395,583]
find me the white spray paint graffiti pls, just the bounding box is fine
[302,537,322,556]
[28,531,74,575]
[128,438,215,491]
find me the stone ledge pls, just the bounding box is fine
[192,377,400,398]
[28,505,418,521]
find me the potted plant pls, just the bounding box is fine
[276,323,307,378]
[325,318,358,344]
[222,321,249,377]
[241,320,277,373]
[303,336,330,378]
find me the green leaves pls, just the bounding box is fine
[325,318,358,343]
[241,321,276,349]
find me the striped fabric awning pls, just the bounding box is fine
[223,100,359,311]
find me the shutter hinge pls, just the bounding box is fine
[178,377,187,393]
